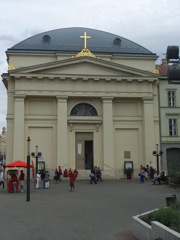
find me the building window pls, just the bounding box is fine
[169,118,177,136]
[70,103,98,116]
[168,91,176,107]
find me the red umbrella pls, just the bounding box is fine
[5,160,33,168]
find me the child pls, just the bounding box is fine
[69,170,76,192]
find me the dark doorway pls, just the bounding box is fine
[75,132,93,170]
[85,141,93,170]
[167,147,180,174]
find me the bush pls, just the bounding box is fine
[140,201,180,233]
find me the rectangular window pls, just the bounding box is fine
[169,118,177,136]
[168,91,176,107]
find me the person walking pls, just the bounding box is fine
[36,171,41,189]
[44,171,50,189]
[97,167,103,182]
[90,169,97,184]
[19,170,25,192]
[0,169,5,190]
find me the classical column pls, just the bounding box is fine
[57,96,68,168]
[13,95,25,160]
[143,97,155,164]
[102,97,114,170]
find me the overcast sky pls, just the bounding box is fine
[0,0,180,130]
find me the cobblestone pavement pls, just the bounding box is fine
[0,178,179,240]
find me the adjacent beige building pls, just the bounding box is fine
[2,27,159,177]
[0,127,7,163]
[158,60,180,174]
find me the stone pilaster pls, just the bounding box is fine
[56,96,68,168]
[13,95,25,160]
[143,97,155,164]
[102,97,114,170]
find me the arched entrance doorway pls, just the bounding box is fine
[70,103,98,170]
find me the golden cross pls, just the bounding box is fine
[80,32,91,49]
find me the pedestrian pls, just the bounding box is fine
[36,171,41,189]
[73,169,79,179]
[19,170,25,192]
[44,171,50,189]
[90,169,97,184]
[139,167,146,183]
[11,174,18,193]
[69,169,76,192]
[58,166,62,181]
[146,165,151,180]
[0,169,5,190]
[97,167,103,182]
[150,166,156,179]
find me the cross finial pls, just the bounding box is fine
[80,32,91,49]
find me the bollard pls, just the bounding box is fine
[165,194,177,207]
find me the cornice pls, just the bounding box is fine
[8,73,158,83]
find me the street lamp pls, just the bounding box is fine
[27,136,31,202]
[152,144,163,175]
[31,146,41,175]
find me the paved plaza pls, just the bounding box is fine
[1,178,180,240]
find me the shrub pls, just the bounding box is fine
[140,201,180,233]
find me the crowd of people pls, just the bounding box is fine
[89,166,103,184]
[0,169,25,193]
[138,164,166,185]
[0,163,167,193]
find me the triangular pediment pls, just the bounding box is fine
[9,56,157,79]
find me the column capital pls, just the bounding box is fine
[56,96,68,100]
[56,96,68,103]
[14,94,26,99]
[142,96,153,102]
[101,97,114,102]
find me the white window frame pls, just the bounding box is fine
[168,91,176,107]
[169,118,177,136]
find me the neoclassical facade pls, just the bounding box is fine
[2,27,159,177]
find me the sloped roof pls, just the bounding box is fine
[8,27,156,56]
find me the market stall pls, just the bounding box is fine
[5,160,34,193]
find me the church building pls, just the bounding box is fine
[2,27,159,177]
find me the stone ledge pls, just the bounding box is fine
[132,209,180,240]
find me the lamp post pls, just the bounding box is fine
[27,136,31,202]
[31,146,41,175]
[152,144,163,175]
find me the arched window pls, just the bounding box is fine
[70,103,98,116]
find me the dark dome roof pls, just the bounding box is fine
[8,27,155,56]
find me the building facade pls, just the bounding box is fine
[2,27,159,177]
[0,127,7,163]
[158,60,180,174]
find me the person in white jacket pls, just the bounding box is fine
[36,171,41,189]
[0,170,5,189]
